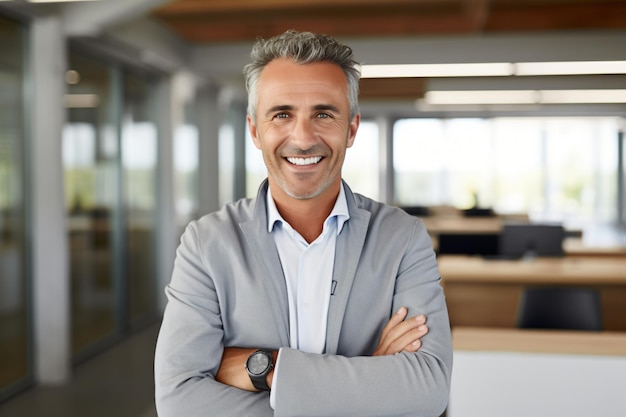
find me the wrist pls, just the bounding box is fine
[245,349,276,391]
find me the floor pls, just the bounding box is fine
[0,322,160,417]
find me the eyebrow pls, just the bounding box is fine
[265,105,293,117]
[265,103,342,117]
[313,104,341,113]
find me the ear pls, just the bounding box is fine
[247,115,262,149]
[346,113,360,148]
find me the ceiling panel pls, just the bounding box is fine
[151,0,626,43]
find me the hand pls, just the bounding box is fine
[373,307,428,356]
[216,347,259,391]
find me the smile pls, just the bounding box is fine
[286,156,322,166]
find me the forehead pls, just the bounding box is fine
[256,58,349,107]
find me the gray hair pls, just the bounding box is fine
[243,30,361,121]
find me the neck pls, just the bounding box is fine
[271,183,340,243]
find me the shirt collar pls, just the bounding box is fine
[267,184,350,236]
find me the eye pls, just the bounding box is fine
[273,112,289,119]
[316,112,332,119]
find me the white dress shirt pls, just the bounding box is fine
[267,184,349,405]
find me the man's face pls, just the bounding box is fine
[248,58,360,200]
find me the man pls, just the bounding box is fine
[155,30,452,417]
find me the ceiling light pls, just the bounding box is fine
[515,61,626,76]
[540,89,626,103]
[423,89,626,105]
[360,63,514,78]
[424,90,539,105]
[361,61,626,78]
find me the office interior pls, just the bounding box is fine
[1,0,626,416]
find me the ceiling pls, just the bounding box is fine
[149,0,626,105]
[151,0,626,44]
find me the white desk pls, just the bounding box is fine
[449,328,626,417]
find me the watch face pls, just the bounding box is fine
[247,352,270,376]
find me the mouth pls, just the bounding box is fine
[286,156,323,166]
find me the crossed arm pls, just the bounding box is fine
[156,214,452,417]
[216,306,429,391]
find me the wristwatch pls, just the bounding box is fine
[245,349,274,391]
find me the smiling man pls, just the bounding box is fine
[249,57,359,242]
[155,30,452,417]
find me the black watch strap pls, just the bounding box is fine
[250,370,271,391]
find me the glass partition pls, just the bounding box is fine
[65,50,161,359]
[64,51,120,357]
[122,71,159,325]
[0,14,31,399]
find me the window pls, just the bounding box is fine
[343,120,379,200]
[174,103,199,231]
[393,117,621,226]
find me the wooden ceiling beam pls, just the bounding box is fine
[152,0,456,15]
[153,2,478,43]
[359,77,426,100]
[486,2,626,32]
[152,0,626,43]
[158,16,477,43]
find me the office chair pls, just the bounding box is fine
[517,287,603,331]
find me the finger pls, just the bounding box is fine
[375,308,408,356]
[380,307,409,341]
[402,339,422,353]
[382,314,426,347]
[384,324,429,355]
[376,314,427,355]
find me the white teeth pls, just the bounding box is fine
[287,156,322,166]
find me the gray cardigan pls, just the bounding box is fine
[155,180,452,417]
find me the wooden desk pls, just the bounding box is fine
[563,237,626,257]
[449,327,626,417]
[422,216,503,234]
[453,327,626,356]
[438,255,626,331]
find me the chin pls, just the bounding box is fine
[285,189,323,200]
[284,182,330,200]
[274,175,337,200]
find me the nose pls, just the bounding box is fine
[290,117,319,150]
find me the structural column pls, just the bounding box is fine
[30,16,70,384]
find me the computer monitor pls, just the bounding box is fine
[499,223,565,258]
[462,207,495,217]
[401,206,430,217]
[437,233,500,257]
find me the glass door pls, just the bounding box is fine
[64,49,162,361]
[64,51,121,359]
